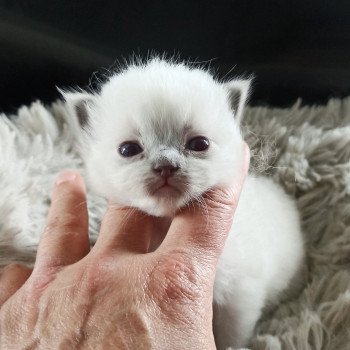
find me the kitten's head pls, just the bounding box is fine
[63,59,250,216]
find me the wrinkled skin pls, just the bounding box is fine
[0,147,249,350]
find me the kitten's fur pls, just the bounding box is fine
[63,59,304,349]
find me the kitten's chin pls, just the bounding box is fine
[107,193,184,218]
[143,198,184,217]
[138,194,189,218]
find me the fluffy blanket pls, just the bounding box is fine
[0,99,349,349]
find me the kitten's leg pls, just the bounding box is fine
[213,285,264,350]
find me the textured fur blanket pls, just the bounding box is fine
[0,99,349,349]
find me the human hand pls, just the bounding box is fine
[0,147,249,349]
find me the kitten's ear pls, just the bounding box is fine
[58,88,96,128]
[225,79,251,123]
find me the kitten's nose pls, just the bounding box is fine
[153,164,179,177]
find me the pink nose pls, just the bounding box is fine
[153,164,179,177]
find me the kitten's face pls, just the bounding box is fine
[65,60,248,216]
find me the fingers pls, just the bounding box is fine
[0,263,32,306]
[34,171,90,271]
[159,144,250,265]
[92,204,157,255]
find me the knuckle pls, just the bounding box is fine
[199,187,238,240]
[77,257,115,293]
[204,187,236,216]
[44,213,82,236]
[147,252,202,307]
[67,265,98,296]
[1,262,28,276]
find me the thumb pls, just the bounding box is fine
[159,144,250,265]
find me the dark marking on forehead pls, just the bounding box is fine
[183,123,192,134]
[147,117,193,145]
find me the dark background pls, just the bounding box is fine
[1,0,350,113]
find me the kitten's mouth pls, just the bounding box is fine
[149,179,183,198]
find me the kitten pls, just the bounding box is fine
[62,59,304,349]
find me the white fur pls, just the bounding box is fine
[63,59,304,349]
[214,176,304,348]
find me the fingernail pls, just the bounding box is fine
[55,171,77,185]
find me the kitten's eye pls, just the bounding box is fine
[186,136,210,152]
[119,142,143,157]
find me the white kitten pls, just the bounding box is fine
[62,59,304,349]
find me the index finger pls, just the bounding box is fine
[34,171,90,270]
[159,144,250,264]
[92,204,160,255]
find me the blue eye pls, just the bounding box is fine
[118,142,143,157]
[186,136,210,151]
